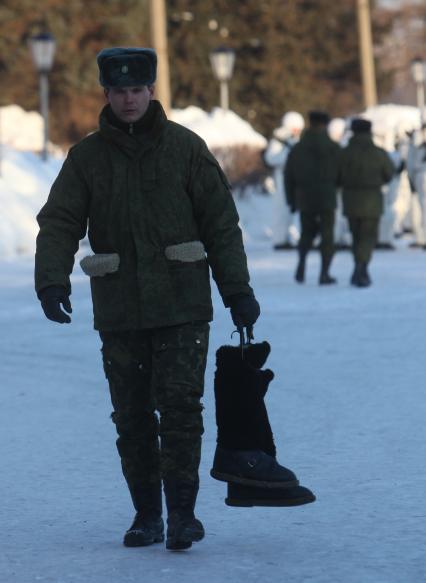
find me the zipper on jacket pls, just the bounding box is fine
[129,123,134,135]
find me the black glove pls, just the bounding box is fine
[227,294,260,330]
[39,285,72,324]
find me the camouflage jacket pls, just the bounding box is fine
[284,128,341,212]
[35,101,252,330]
[339,134,395,218]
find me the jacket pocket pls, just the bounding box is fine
[90,272,125,329]
[167,259,212,314]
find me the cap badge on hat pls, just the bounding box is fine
[121,65,129,74]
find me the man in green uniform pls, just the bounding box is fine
[284,111,341,285]
[339,118,395,287]
[34,47,260,551]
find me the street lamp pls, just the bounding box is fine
[28,32,56,161]
[410,57,426,112]
[210,47,235,112]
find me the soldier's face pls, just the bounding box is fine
[105,85,155,123]
[291,128,302,138]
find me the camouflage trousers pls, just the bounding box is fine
[99,322,209,490]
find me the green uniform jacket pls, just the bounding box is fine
[35,101,252,330]
[284,128,341,212]
[339,134,395,218]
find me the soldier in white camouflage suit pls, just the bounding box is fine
[412,124,426,249]
[263,111,304,249]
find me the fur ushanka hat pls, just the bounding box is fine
[350,118,372,133]
[97,47,157,88]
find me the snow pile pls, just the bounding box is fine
[171,106,267,148]
[0,102,421,259]
[0,105,64,258]
[361,103,422,138]
[0,104,267,259]
[0,104,56,152]
[0,146,63,258]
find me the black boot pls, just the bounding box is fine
[123,483,164,547]
[294,251,307,283]
[163,479,204,551]
[214,342,276,457]
[211,446,299,488]
[360,262,372,286]
[351,263,361,286]
[212,341,315,508]
[319,256,337,285]
[351,263,369,287]
[212,342,299,488]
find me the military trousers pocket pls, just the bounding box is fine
[151,322,210,395]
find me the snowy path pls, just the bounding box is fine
[1,244,425,583]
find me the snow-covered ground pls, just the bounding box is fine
[1,230,426,582]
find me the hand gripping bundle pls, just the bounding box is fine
[211,341,316,507]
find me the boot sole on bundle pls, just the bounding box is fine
[225,483,316,507]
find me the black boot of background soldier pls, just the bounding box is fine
[360,262,372,286]
[295,251,307,283]
[319,255,337,285]
[351,263,370,287]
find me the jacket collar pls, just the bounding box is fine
[300,127,333,149]
[302,127,329,140]
[99,100,168,158]
[349,133,374,146]
[104,101,157,135]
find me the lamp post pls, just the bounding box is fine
[210,47,235,112]
[0,107,3,177]
[149,0,171,114]
[28,32,56,161]
[410,57,426,112]
[357,0,377,108]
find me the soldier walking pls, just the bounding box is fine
[339,119,395,287]
[285,111,341,284]
[328,117,351,250]
[374,128,401,250]
[34,47,260,551]
[406,128,426,247]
